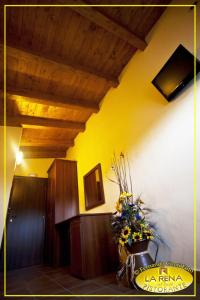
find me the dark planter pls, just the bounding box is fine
[126,239,154,270]
[126,239,149,254]
[123,239,154,288]
[117,239,158,289]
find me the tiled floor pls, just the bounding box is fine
[0,265,199,299]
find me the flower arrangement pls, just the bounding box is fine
[110,153,156,248]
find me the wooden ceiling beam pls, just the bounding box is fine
[20,138,74,148]
[21,146,67,151]
[21,148,67,159]
[21,143,71,149]
[6,87,99,113]
[69,1,147,51]
[2,42,119,88]
[3,114,85,131]
[23,152,66,159]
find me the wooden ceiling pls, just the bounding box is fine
[0,0,170,158]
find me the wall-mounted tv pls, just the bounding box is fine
[152,44,200,101]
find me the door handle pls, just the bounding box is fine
[9,215,16,222]
[7,207,16,222]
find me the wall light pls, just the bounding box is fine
[16,151,23,166]
[28,173,38,177]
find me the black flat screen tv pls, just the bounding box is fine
[152,44,200,101]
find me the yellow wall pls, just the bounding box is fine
[67,71,167,212]
[15,158,53,178]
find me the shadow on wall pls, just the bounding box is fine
[148,208,175,262]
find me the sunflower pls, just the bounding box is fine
[119,192,133,201]
[119,236,128,246]
[143,230,154,240]
[115,200,122,212]
[132,232,142,242]
[121,226,131,238]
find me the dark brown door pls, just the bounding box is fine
[6,176,47,270]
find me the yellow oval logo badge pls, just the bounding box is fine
[135,265,193,293]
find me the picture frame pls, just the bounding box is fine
[83,163,105,210]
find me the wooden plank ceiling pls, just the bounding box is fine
[0,0,170,158]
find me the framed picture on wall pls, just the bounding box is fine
[83,163,105,210]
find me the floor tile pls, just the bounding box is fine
[69,281,101,294]
[44,267,70,280]
[90,286,120,295]
[55,275,84,289]
[26,275,66,295]
[95,273,116,285]
[6,289,31,296]
[106,283,132,294]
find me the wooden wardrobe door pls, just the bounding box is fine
[54,160,79,224]
[6,176,47,270]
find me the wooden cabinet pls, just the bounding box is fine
[70,213,118,279]
[46,159,79,266]
[48,159,79,224]
[46,160,118,274]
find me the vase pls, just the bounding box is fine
[117,239,158,288]
[125,239,154,270]
[117,239,155,289]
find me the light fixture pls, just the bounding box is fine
[16,151,23,166]
[28,173,38,177]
